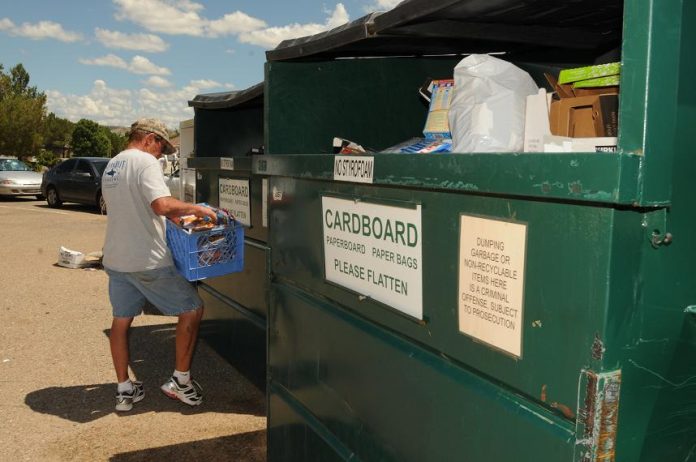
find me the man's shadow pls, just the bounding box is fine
[25,321,266,423]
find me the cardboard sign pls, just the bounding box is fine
[219,178,251,227]
[322,196,422,319]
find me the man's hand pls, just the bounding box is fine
[192,204,217,223]
[151,196,218,223]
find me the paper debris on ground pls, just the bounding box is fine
[57,246,103,269]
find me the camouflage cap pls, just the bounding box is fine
[130,118,176,154]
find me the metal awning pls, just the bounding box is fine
[188,82,264,110]
[267,0,623,61]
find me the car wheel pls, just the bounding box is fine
[46,187,62,208]
[98,192,107,215]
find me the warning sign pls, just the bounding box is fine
[458,215,527,357]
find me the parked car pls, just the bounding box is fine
[0,157,44,199]
[41,157,110,214]
[165,169,181,199]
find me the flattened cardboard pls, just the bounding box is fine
[549,93,618,138]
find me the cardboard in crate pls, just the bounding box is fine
[166,220,244,281]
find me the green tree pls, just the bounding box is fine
[0,63,46,158]
[72,119,111,157]
[35,148,61,170]
[43,112,74,152]
[101,126,126,157]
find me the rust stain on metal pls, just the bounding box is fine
[592,334,605,360]
[541,384,547,402]
[582,372,598,439]
[569,181,583,195]
[551,402,576,420]
[576,370,621,462]
[596,375,621,461]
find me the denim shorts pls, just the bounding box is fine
[106,266,203,318]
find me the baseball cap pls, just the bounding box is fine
[130,118,176,154]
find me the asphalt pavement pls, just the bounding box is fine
[0,197,266,461]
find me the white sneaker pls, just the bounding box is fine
[160,376,203,406]
[115,381,144,412]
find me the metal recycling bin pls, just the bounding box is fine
[257,0,696,461]
[187,83,268,388]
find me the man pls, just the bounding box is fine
[102,118,216,412]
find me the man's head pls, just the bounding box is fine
[128,118,176,157]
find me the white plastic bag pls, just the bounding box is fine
[448,54,539,153]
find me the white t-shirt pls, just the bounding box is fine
[102,148,173,272]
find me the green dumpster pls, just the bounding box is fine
[257,0,696,460]
[187,83,268,388]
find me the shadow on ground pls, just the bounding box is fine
[109,429,266,462]
[25,322,266,423]
[33,202,103,215]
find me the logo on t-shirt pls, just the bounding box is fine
[103,160,126,188]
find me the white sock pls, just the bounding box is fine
[117,379,133,393]
[173,369,191,385]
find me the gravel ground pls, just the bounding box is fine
[0,197,266,461]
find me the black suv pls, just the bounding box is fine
[41,157,110,214]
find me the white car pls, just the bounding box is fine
[0,157,44,199]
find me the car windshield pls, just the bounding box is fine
[0,159,32,172]
[93,160,109,175]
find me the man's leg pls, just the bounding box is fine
[110,316,134,382]
[175,305,204,372]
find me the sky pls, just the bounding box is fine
[0,0,402,128]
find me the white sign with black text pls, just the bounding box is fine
[322,196,422,319]
[333,156,374,184]
[458,215,527,357]
[220,158,235,171]
[219,178,251,227]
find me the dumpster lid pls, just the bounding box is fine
[188,82,264,109]
[267,0,623,61]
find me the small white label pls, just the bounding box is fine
[322,196,422,319]
[219,178,251,226]
[272,186,283,202]
[458,215,527,358]
[220,158,235,171]
[262,178,269,228]
[333,156,374,184]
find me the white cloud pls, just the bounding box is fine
[95,28,169,52]
[80,54,171,75]
[130,55,171,75]
[114,0,206,36]
[188,79,235,90]
[363,0,403,13]
[207,12,267,37]
[0,18,82,42]
[144,76,172,88]
[113,0,266,37]
[111,0,348,46]
[79,54,128,69]
[46,79,236,128]
[238,4,350,49]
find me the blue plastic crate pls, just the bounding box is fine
[166,220,244,281]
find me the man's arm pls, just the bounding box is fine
[151,196,217,222]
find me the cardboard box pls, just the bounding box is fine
[546,73,618,138]
[558,62,620,85]
[524,89,552,152]
[549,93,618,138]
[423,79,455,139]
[543,135,618,153]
